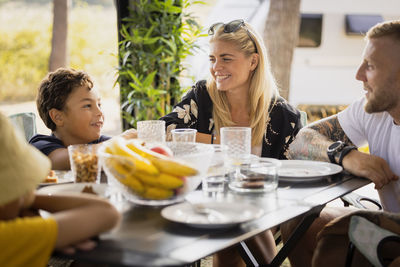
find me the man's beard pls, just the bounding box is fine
[364,89,396,113]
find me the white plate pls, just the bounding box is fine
[161,202,264,229]
[278,160,343,182]
[37,183,110,198]
[39,170,74,187]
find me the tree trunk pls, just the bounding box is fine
[263,0,301,100]
[49,0,68,71]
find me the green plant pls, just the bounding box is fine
[118,0,204,128]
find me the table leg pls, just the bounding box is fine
[237,204,324,267]
[237,241,260,267]
[269,204,324,267]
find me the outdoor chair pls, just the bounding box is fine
[346,215,400,267]
[8,112,37,141]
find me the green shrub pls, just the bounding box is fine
[118,0,204,128]
[0,4,51,101]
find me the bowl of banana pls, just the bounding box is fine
[99,137,214,206]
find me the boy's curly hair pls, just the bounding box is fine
[37,68,93,131]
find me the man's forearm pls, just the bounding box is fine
[287,128,332,161]
[288,115,355,161]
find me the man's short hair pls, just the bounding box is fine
[37,68,93,131]
[366,20,400,41]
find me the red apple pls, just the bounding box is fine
[150,145,173,157]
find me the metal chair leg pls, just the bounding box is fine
[345,242,355,267]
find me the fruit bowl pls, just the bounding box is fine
[99,138,214,206]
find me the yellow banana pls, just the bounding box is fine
[157,173,184,189]
[126,140,198,177]
[103,153,135,176]
[109,138,159,176]
[142,186,173,200]
[118,175,145,194]
[151,158,198,177]
[133,172,159,187]
[133,172,183,190]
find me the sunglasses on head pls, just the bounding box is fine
[208,19,258,53]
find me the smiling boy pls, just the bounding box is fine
[29,68,110,170]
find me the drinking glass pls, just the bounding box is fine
[68,144,101,183]
[229,157,281,193]
[137,120,166,143]
[171,128,197,143]
[202,145,228,195]
[220,127,251,184]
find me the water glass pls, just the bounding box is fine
[202,145,227,195]
[137,120,166,143]
[68,144,101,183]
[171,128,197,143]
[202,175,226,194]
[229,157,281,193]
[206,145,227,177]
[220,127,251,176]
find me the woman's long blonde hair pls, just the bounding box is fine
[206,22,278,146]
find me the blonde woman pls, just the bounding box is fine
[161,19,303,266]
[161,19,301,159]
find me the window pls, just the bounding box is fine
[345,14,383,35]
[297,14,323,48]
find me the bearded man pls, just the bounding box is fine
[282,20,400,267]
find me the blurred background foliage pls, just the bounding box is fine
[0,0,118,102]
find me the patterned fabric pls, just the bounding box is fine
[160,80,303,159]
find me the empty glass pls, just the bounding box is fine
[171,128,197,143]
[220,127,251,181]
[202,145,228,195]
[137,120,166,143]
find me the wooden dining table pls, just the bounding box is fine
[57,171,370,267]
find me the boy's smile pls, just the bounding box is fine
[55,85,104,146]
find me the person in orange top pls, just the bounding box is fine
[0,112,120,267]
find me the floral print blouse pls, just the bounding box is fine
[160,80,303,159]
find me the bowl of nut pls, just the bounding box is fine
[99,137,214,206]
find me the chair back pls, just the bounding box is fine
[299,110,307,126]
[8,112,37,141]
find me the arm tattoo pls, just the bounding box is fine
[287,115,355,161]
[309,115,354,145]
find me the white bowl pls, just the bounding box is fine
[99,141,214,206]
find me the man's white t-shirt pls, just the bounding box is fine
[338,97,400,212]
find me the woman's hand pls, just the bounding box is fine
[120,128,137,139]
[195,132,220,144]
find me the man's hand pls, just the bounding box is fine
[342,150,399,189]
